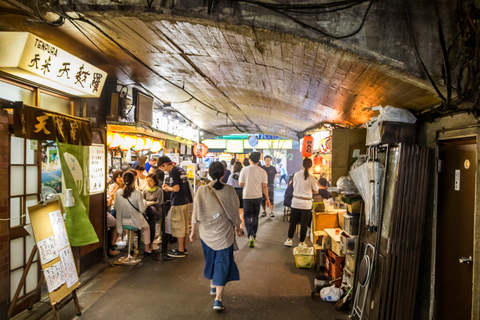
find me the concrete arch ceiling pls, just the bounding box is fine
[0,0,446,139]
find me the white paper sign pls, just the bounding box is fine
[59,247,78,288]
[89,144,105,194]
[37,235,58,265]
[455,169,460,191]
[49,210,69,250]
[44,261,66,293]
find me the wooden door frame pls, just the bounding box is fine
[434,130,479,320]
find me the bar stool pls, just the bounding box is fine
[117,225,141,265]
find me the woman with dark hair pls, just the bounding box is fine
[190,161,243,312]
[107,170,124,207]
[227,161,244,228]
[284,158,319,247]
[143,173,163,251]
[114,171,152,254]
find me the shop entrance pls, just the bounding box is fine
[435,138,476,320]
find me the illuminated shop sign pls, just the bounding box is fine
[226,140,244,153]
[203,139,226,149]
[244,140,293,149]
[0,32,107,97]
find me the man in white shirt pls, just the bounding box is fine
[239,152,270,248]
[134,165,148,191]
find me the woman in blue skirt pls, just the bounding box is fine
[190,161,244,311]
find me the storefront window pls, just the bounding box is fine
[40,92,72,115]
[0,80,35,105]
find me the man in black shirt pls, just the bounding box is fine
[317,178,331,199]
[261,156,277,218]
[158,156,193,258]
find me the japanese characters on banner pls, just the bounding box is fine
[89,144,105,194]
[0,32,107,98]
[13,105,93,146]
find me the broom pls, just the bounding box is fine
[335,287,353,311]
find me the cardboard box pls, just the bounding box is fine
[347,202,361,214]
[324,228,345,257]
[332,128,367,184]
[314,213,339,233]
[313,231,331,249]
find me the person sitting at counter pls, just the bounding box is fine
[317,178,331,199]
[135,165,148,191]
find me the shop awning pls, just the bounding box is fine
[107,122,196,146]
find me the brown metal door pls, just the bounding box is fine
[435,138,475,319]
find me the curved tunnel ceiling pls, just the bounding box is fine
[0,1,446,139]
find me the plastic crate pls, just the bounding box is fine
[293,247,314,268]
[324,250,345,287]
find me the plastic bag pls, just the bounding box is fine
[320,285,343,302]
[336,176,358,192]
[366,105,416,146]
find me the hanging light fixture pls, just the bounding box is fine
[106,132,114,147]
[150,140,163,153]
[110,133,124,148]
[144,137,153,150]
[193,143,209,158]
[301,135,314,157]
[120,135,134,150]
[133,137,145,151]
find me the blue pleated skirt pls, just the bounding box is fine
[201,240,240,286]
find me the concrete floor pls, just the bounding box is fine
[23,189,349,320]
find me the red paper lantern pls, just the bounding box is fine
[302,135,314,157]
[194,143,209,158]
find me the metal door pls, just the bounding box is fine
[435,138,475,319]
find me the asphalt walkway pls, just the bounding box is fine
[34,189,347,320]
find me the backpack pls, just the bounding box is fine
[283,181,294,207]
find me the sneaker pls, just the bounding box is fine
[284,239,293,247]
[108,249,120,256]
[213,300,224,311]
[269,212,275,218]
[260,212,267,217]
[167,249,186,258]
[297,243,307,248]
[183,249,188,255]
[210,287,216,296]
[248,236,255,248]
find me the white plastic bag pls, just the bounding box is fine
[320,284,343,302]
[366,105,416,146]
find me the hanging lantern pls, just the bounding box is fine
[133,137,145,151]
[130,135,138,147]
[120,135,134,150]
[150,140,163,153]
[193,143,209,158]
[301,135,314,157]
[106,132,114,147]
[110,133,124,148]
[144,138,153,150]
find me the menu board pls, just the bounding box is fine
[27,201,80,304]
[89,144,105,194]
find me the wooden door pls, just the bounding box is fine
[435,138,476,319]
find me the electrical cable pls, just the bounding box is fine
[432,0,452,107]
[403,0,446,103]
[70,15,246,133]
[232,0,374,39]
[34,5,243,134]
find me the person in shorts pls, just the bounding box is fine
[158,156,193,258]
[261,155,277,218]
